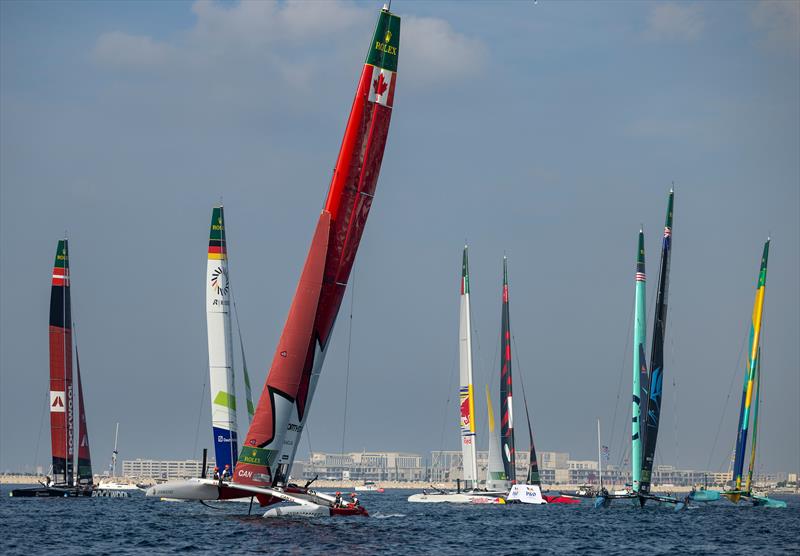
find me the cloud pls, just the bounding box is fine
[751,0,800,53]
[93,31,174,68]
[401,16,487,88]
[645,2,704,41]
[91,1,485,93]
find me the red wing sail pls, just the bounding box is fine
[235,211,330,486]
[49,239,74,486]
[235,7,400,488]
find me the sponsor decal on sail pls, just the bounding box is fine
[50,391,66,413]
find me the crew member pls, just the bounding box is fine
[334,492,342,508]
[350,493,360,507]
[221,464,231,481]
[213,466,220,480]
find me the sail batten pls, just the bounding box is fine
[75,344,93,486]
[732,239,769,492]
[49,239,74,486]
[639,191,674,499]
[235,7,400,489]
[207,205,239,472]
[459,247,478,487]
[632,229,647,492]
[485,387,509,491]
[500,257,516,483]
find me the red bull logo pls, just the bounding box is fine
[460,396,471,428]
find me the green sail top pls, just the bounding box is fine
[503,256,508,286]
[209,206,226,242]
[365,8,401,72]
[54,239,69,269]
[637,229,645,265]
[461,246,470,294]
[757,239,770,288]
[664,189,674,229]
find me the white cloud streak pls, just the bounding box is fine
[645,2,705,42]
[92,0,487,93]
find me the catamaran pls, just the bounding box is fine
[146,5,401,517]
[408,247,505,504]
[713,240,786,508]
[595,190,682,508]
[11,239,94,498]
[495,258,579,505]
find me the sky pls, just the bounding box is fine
[1,0,798,477]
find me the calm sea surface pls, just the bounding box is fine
[1,486,798,555]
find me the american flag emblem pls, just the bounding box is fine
[664,227,672,238]
[602,445,610,461]
[635,272,646,281]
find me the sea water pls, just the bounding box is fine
[1,487,798,555]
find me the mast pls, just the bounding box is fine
[632,228,647,492]
[732,239,770,493]
[459,246,479,488]
[207,205,238,472]
[745,348,761,493]
[597,419,603,490]
[234,6,400,488]
[522,385,541,485]
[75,343,93,487]
[109,422,119,476]
[485,386,508,491]
[638,189,674,500]
[500,257,516,483]
[49,238,74,486]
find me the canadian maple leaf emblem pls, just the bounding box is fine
[373,72,389,96]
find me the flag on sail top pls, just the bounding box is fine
[602,445,610,461]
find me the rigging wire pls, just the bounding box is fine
[705,321,749,472]
[33,389,48,472]
[340,271,356,456]
[607,288,635,471]
[192,381,207,461]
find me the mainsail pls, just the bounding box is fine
[49,239,74,486]
[459,246,479,488]
[234,6,400,488]
[745,348,761,493]
[500,257,516,483]
[206,205,239,472]
[631,228,647,492]
[732,239,769,494]
[485,387,509,491]
[638,190,674,500]
[75,345,93,486]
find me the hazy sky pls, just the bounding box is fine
[1,1,798,476]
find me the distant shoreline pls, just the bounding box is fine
[4,475,796,495]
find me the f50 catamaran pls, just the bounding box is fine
[596,190,681,509]
[408,247,505,504]
[717,240,786,508]
[147,5,400,517]
[12,239,94,498]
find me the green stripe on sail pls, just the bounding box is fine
[54,239,69,268]
[757,240,769,288]
[665,189,674,229]
[213,391,237,411]
[365,9,400,72]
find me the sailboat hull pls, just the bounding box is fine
[10,486,92,497]
[407,491,505,504]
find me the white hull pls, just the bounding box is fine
[96,480,140,491]
[264,504,329,518]
[145,478,223,501]
[407,491,505,504]
[507,484,546,504]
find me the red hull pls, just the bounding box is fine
[543,494,581,505]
